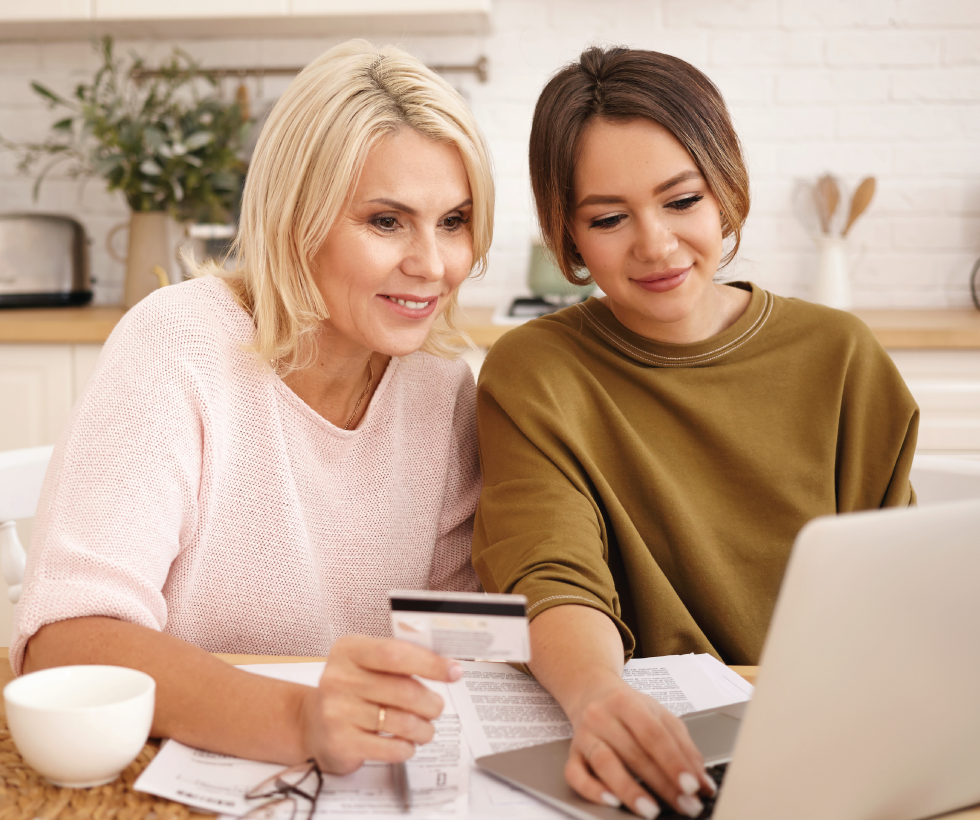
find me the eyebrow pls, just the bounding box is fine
[366,197,473,216]
[575,170,704,209]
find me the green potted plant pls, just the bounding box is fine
[2,37,252,307]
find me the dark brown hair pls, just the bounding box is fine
[529,46,750,283]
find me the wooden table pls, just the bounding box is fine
[0,651,977,818]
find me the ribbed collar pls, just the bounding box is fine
[575,282,773,368]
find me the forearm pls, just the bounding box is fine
[23,616,309,765]
[527,604,626,725]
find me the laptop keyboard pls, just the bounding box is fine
[656,763,728,819]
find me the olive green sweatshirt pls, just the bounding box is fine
[472,283,918,665]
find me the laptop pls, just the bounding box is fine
[477,499,980,820]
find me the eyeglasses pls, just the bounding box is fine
[242,760,323,820]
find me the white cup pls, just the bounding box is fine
[4,665,155,788]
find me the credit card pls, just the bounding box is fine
[388,590,530,662]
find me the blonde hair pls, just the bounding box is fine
[201,39,494,373]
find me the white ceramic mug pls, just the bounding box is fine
[4,665,155,788]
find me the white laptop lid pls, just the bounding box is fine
[715,499,980,820]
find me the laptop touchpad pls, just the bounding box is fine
[682,710,743,766]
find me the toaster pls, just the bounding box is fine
[0,213,93,308]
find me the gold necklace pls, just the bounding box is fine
[343,358,374,430]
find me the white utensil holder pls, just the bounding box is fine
[813,235,852,310]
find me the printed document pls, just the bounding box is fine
[447,654,752,811]
[449,653,750,759]
[134,662,468,818]
[134,654,751,818]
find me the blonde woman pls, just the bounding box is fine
[13,40,494,772]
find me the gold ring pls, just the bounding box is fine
[377,705,386,734]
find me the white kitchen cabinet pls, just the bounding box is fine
[0,0,490,37]
[0,0,90,20]
[292,0,484,13]
[0,345,74,452]
[0,343,103,452]
[95,0,285,19]
[887,350,980,457]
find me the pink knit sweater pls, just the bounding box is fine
[11,276,481,674]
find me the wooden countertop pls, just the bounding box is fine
[457,306,980,350]
[2,303,980,349]
[851,308,980,349]
[0,306,125,344]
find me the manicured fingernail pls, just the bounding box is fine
[679,771,700,795]
[703,772,718,796]
[447,661,463,681]
[600,792,621,808]
[634,796,660,819]
[678,794,703,817]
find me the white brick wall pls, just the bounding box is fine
[0,0,978,309]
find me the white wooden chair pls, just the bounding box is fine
[0,445,54,604]
[910,454,980,506]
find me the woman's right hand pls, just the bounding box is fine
[564,674,717,819]
[298,634,461,774]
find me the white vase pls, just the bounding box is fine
[107,212,187,308]
[812,235,852,310]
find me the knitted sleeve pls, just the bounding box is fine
[427,365,481,593]
[10,290,211,674]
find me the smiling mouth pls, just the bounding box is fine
[631,267,691,294]
[633,267,690,283]
[381,295,436,309]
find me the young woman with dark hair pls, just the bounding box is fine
[472,46,917,819]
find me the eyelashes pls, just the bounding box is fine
[667,194,704,211]
[588,194,706,230]
[370,214,469,233]
[442,214,470,231]
[590,214,626,230]
[373,216,398,231]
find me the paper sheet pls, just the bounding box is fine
[449,654,750,761]
[134,662,468,819]
[692,654,756,702]
[135,655,753,819]
[448,654,752,810]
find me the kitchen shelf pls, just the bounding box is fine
[0,0,491,40]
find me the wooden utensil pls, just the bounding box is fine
[843,176,876,237]
[815,174,840,234]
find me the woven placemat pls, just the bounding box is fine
[0,728,215,819]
